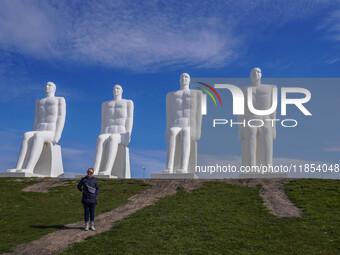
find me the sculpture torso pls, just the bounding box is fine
[244,85,275,120]
[34,97,61,132]
[168,89,198,128]
[102,99,129,134]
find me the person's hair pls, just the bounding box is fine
[87,168,94,172]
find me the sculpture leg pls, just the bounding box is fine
[243,127,257,167]
[16,132,35,169]
[260,127,273,167]
[179,127,191,173]
[25,132,54,173]
[101,134,121,175]
[93,134,110,174]
[165,127,181,173]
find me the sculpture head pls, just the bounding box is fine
[250,68,262,86]
[180,73,190,90]
[113,84,123,99]
[46,82,56,97]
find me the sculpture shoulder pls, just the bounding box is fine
[102,100,113,107]
[37,97,65,103]
[241,84,276,90]
[261,84,276,89]
[126,99,134,106]
[122,99,133,104]
[167,89,202,96]
[166,91,177,97]
[102,100,112,105]
[56,97,66,104]
[190,89,203,96]
[240,86,248,92]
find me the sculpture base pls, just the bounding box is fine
[151,173,199,179]
[94,174,118,179]
[0,170,60,178]
[239,173,288,179]
[4,143,64,178]
[75,174,118,179]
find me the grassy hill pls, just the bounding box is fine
[0,178,150,253]
[0,178,339,254]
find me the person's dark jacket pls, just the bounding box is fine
[77,176,100,204]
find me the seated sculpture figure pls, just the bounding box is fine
[8,82,66,175]
[238,68,277,167]
[93,85,133,177]
[164,73,203,174]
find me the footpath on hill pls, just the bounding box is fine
[6,178,301,255]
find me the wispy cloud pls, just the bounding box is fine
[0,0,239,72]
[1,0,334,72]
[324,147,340,152]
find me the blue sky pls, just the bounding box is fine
[0,0,339,178]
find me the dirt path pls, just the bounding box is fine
[22,178,69,193]
[219,178,302,217]
[8,178,301,255]
[9,179,205,255]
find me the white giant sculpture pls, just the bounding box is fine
[7,82,66,177]
[238,68,277,167]
[93,85,133,178]
[162,73,203,176]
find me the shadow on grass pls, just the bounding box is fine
[30,225,83,230]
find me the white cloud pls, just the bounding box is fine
[0,0,239,72]
[0,0,336,72]
[324,147,340,152]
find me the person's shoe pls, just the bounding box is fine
[84,222,89,231]
[90,221,96,231]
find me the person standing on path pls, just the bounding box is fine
[77,168,100,231]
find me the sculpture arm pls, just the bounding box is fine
[237,87,246,140]
[122,100,134,146]
[33,100,39,130]
[194,91,203,140]
[100,102,105,134]
[165,93,171,143]
[53,97,66,144]
[237,114,245,140]
[270,85,277,140]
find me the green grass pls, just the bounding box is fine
[62,179,340,255]
[0,178,150,253]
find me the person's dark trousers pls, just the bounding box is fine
[83,202,96,222]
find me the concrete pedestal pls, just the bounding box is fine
[239,173,288,179]
[4,143,64,178]
[151,173,199,179]
[75,174,118,179]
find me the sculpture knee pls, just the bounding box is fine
[108,135,119,144]
[33,133,42,141]
[23,132,34,141]
[97,135,107,144]
[169,128,180,138]
[181,128,190,139]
